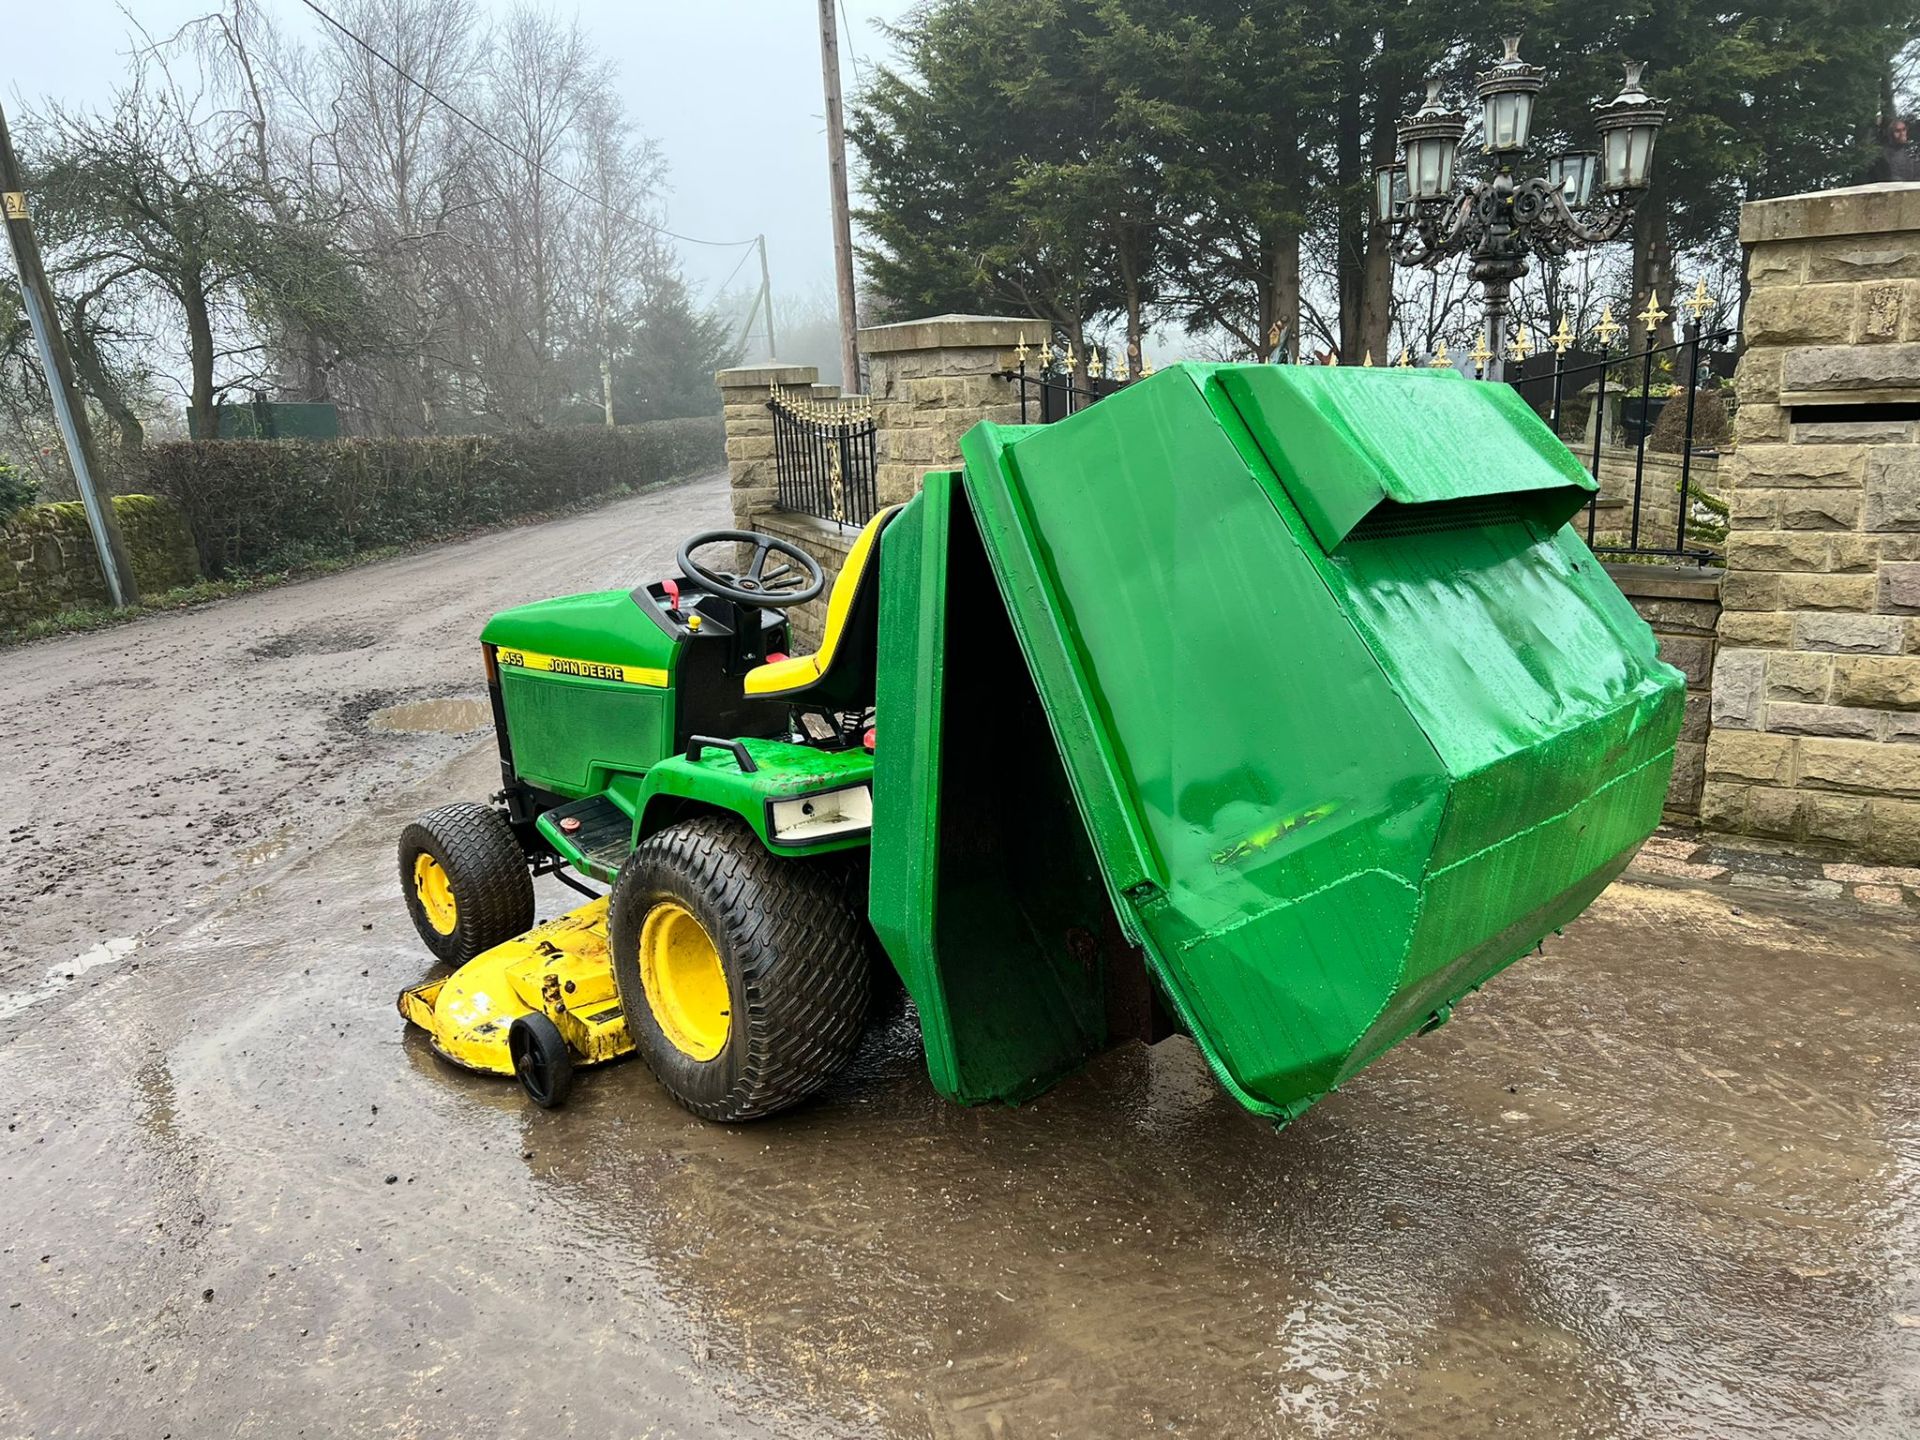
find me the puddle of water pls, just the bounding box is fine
[240,826,295,868]
[367,697,492,735]
[0,936,138,1024]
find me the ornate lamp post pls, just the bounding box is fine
[1377,40,1667,380]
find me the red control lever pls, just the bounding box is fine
[662,577,681,614]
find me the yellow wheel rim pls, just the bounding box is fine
[638,901,730,1061]
[413,853,458,936]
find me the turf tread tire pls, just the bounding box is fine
[609,814,870,1122]
[398,803,535,964]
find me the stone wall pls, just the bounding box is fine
[1,495,200,632]
[714,363,839,648]
[718,317,1025,651]
[1606,564,1722,818]
[1703,183,1920,862]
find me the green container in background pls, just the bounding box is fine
[868,362,1683,1123]
[189,401,341,441]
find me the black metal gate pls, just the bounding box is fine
[769,387,879,528]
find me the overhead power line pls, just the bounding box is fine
[710,240,757,299]
[293,0,759,253]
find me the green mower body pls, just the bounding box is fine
[412,361,1682,1126]
[478,574,876,879]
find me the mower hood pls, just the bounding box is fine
[871,362,1682,1122]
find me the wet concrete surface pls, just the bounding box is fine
[0,472,730,994]
[3,728,1919,1436]
[6,480,1920,1435]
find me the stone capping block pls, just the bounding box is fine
[1781,343,1920,394]
[1601,563,1723,603]
[858,314,1031,355]
[1741,183,1920,246]
[715,363,819,390]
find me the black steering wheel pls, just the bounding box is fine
[676,529,826,608]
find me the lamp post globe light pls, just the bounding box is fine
[1376,39,1667,380]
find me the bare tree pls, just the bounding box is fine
[311,0,484,431]
[468,6,610,426]
[3,0,721,467]
[569,96,665,427]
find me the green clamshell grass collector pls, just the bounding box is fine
[395,361,1684,1126]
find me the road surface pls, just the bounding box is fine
[4,474,1920,1437]
[0,471,732,995]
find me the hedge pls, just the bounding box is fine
[142,415,724,578]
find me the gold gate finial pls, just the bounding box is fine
[1637,291,1669,334]
[1509,326,1532,362]
[1593,305,1623,347]
[1430,339,1452,368]
[1550,315,1575,355]
[1682,277,1713,322]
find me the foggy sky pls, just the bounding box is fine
[7,0,909,317]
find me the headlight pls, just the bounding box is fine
[768,784,873,843]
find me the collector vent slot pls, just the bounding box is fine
[1791,401,1920,424]
[1345,494,1531,544]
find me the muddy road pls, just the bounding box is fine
[5,478,1920,1436]
[0,472,730,995]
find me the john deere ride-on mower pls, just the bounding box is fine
[397,362,1684,1125]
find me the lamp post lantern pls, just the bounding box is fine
[1379,40,1666,380]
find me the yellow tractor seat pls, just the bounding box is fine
[744,505,902,709]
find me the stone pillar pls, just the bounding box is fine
[1607,564,1722,819]
[714,362,818,522]
[1702,183,1920,861]
[858,314,1028,504]
[710,318,1027,652]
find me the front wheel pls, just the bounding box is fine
[398,803,535,964]
[608,814,870,1122]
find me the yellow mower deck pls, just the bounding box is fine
[398,898,633,1075]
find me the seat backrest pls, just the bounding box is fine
[743,505,900,708]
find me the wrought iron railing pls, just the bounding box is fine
[997,337,1156,423]
[991,292,1734,562]
[1467,288,1735,561]
[768,387,879,529]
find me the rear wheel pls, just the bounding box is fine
[398,803,535,964]
[609,814,870,1122]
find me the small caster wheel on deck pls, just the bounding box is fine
[509,1013,575,1109]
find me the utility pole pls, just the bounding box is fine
[816,0,860,392]
[0,102,138,608]
[756,234,778,360]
